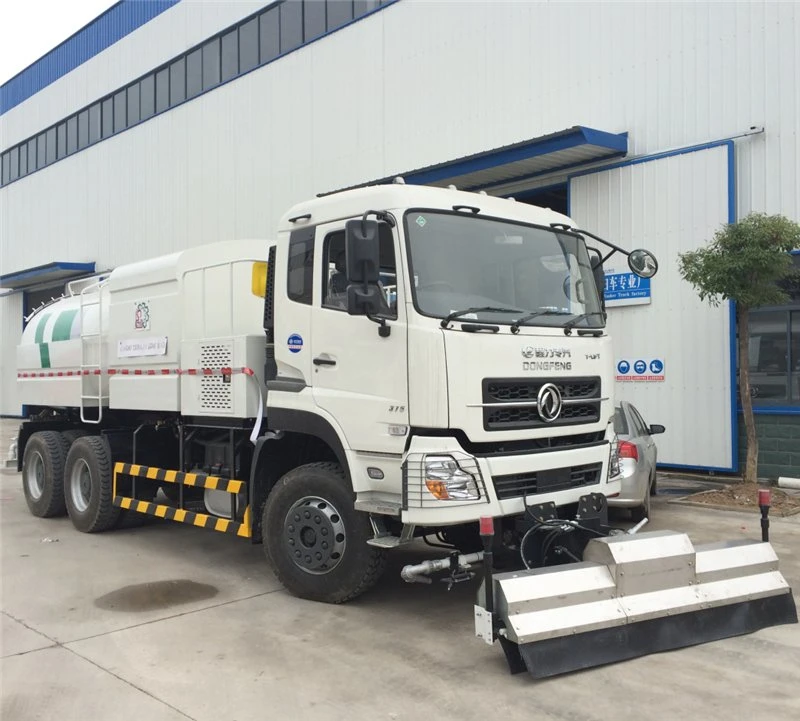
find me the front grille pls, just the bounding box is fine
[482,376,601,431]
[487,379,598,402]
[493,463,602,500]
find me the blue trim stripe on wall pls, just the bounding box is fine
[1,0,181,116]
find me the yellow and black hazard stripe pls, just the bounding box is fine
[114,462,245,494]
[112,462,251,538]
[112,496,252,538]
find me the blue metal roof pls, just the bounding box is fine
[1,0,181,116]
[0,261,97,289]
[322,126,628,196]
[402,126,629,191]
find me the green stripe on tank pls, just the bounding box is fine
[34,313,51,343]
[34,313,52,369]
[52,309,79,341]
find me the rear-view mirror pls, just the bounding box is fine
[587,247,605,309]
[649,424,666,435]
[628,249,659,278]
[347,284,384,317]
[345,218,380,284]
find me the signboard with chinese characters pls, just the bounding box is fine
[604,270,651,307]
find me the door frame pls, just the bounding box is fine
[567,139,738,473]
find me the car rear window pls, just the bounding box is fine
[613,407,628,435]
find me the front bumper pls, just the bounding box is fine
[401,435,618,526]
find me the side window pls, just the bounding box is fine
[321,224,397,318]
[631,407,649,436]
[613,407,628,435]
[287,229,315,305]
[322,231,347,310]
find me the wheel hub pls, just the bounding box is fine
[284,496,346,575]
[70,459,92,513]
[24,451,45,500]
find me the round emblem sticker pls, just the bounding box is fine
[288,334,303,354]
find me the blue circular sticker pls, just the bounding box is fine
[649,359,664,374]
[288,334,303,354]
[617,360,630,374]
[633,360,647,374]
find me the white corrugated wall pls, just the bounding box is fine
[1,0,799,416]
[0,292,23,416]
[570,146,733,469]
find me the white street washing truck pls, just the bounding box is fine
[13,183,796,677]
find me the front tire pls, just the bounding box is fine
[64,436,120,533]
[262,462,387,603]
[21,431,69,518]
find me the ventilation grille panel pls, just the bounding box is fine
[200,343,232,412]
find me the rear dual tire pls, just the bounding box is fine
[64,436,120,533]
[21,431,70,518]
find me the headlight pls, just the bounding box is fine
[424,455,481,501]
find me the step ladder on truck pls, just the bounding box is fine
[11,183,795,678]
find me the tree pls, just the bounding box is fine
[678,213,800,484]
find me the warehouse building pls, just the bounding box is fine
[1,0,799,477]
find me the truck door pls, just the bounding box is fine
[310,220,409,454]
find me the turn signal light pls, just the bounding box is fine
[251,262,267,298]
[425,480,450,500]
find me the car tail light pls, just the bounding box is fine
[618,440,639,461]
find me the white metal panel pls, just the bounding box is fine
[0,292,23,415]
[569,146,733,470]
[0,1,267,147]
[3,2,798,274]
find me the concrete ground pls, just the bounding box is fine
[1,419,799,721]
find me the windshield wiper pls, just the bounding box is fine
[510,309,568,334]
[562,312,606,335]
[440,306,522,329]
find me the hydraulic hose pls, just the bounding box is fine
[400,552,485,584]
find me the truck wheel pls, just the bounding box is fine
[64,436,120,533]
[262,462,387,603]
[21,431,70,517]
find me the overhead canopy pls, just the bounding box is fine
[321,126,628,196]
[0,261,96,290]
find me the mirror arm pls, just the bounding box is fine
[551,223,635,259]
[367,313,391,338]
[600,248,617,265]
[361,209,396,230]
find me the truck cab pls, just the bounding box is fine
[265,184,618,534]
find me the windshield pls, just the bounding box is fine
[404,210,604,328]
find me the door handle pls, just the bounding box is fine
[313,357,337,366]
